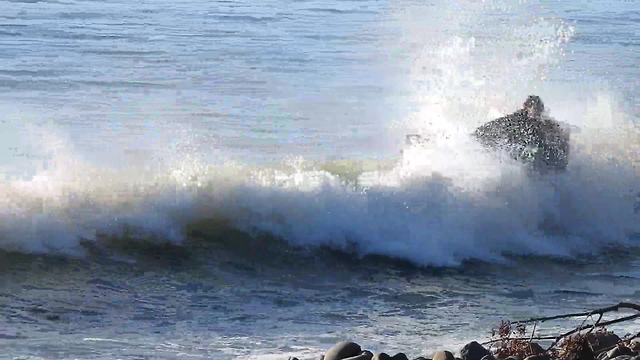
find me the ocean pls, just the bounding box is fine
[0,0,639,358]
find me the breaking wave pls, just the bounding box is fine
[0,0,639,266]
[1,125,638,267]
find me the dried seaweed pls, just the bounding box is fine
[483,302,640,360]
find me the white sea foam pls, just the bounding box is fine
[0,0,638,265]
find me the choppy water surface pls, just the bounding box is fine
[2,247,639,359]
[0,0,639,359]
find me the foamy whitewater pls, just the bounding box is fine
[0,0,639,359]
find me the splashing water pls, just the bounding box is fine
[0,0,638,267]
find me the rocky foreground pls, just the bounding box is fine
[287,303,640,360]
[288,333,639,360]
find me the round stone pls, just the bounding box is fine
[325,342,363,360]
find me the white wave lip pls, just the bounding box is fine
[0,1,638,266]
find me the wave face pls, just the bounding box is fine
[0,0,639,266]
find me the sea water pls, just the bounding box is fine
[0,0,639,359]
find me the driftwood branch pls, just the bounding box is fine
[512,302,640,324]
[485,302,640,359]
[586,313,603,336]
[545,312,640,351]
[482,336,557,345]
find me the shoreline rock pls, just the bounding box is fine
[287,303,640,360]
[296,332,639,360]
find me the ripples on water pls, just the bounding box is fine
[0,0,401,164]
[1,245,639,359]
[1,1,634,164]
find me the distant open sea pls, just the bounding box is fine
[0,0,638,358]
